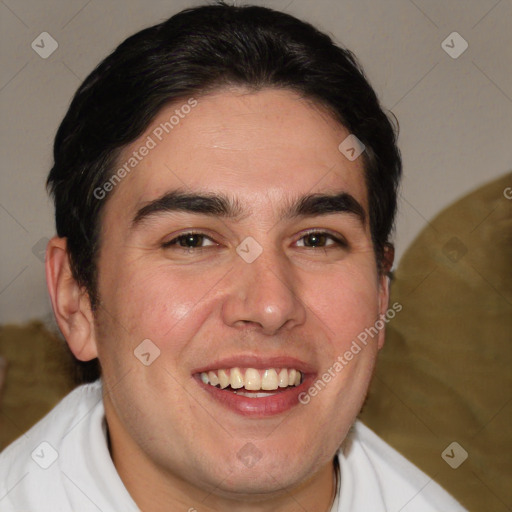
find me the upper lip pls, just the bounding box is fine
[191,354,316,375]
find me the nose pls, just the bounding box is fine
[221,245,307,335]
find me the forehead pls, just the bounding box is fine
[104,87,368,223]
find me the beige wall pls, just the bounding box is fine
[1,0,511,323]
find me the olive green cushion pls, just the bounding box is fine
[360,172,512,512]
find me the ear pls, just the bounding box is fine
[376,243,395,350]
[45,236,98,361]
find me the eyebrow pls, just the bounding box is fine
[131,188,366,228]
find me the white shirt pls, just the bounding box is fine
[0,380,466,511]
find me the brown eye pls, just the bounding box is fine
[303,233,328,247]
[296,231,347,249]
[162,232,217,250]
[177,234,205,248]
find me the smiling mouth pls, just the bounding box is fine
[199,367,302,397]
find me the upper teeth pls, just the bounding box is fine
[200,368,302,391]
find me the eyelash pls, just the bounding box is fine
[161,230,348,253]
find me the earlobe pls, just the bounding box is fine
[45,236,98,361]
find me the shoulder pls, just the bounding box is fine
[1,380,103,460]
[337,420,468,511]
[0,381,104,511]
[1,380,102,454]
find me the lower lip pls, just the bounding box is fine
[195,376,314,417]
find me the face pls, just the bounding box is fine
[86,88,390,499]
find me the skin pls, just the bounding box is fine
[46,87,393,511]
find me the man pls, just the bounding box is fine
[0,2,466,511]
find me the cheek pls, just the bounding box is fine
[100,259,221,348]
[306,261,380,344]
